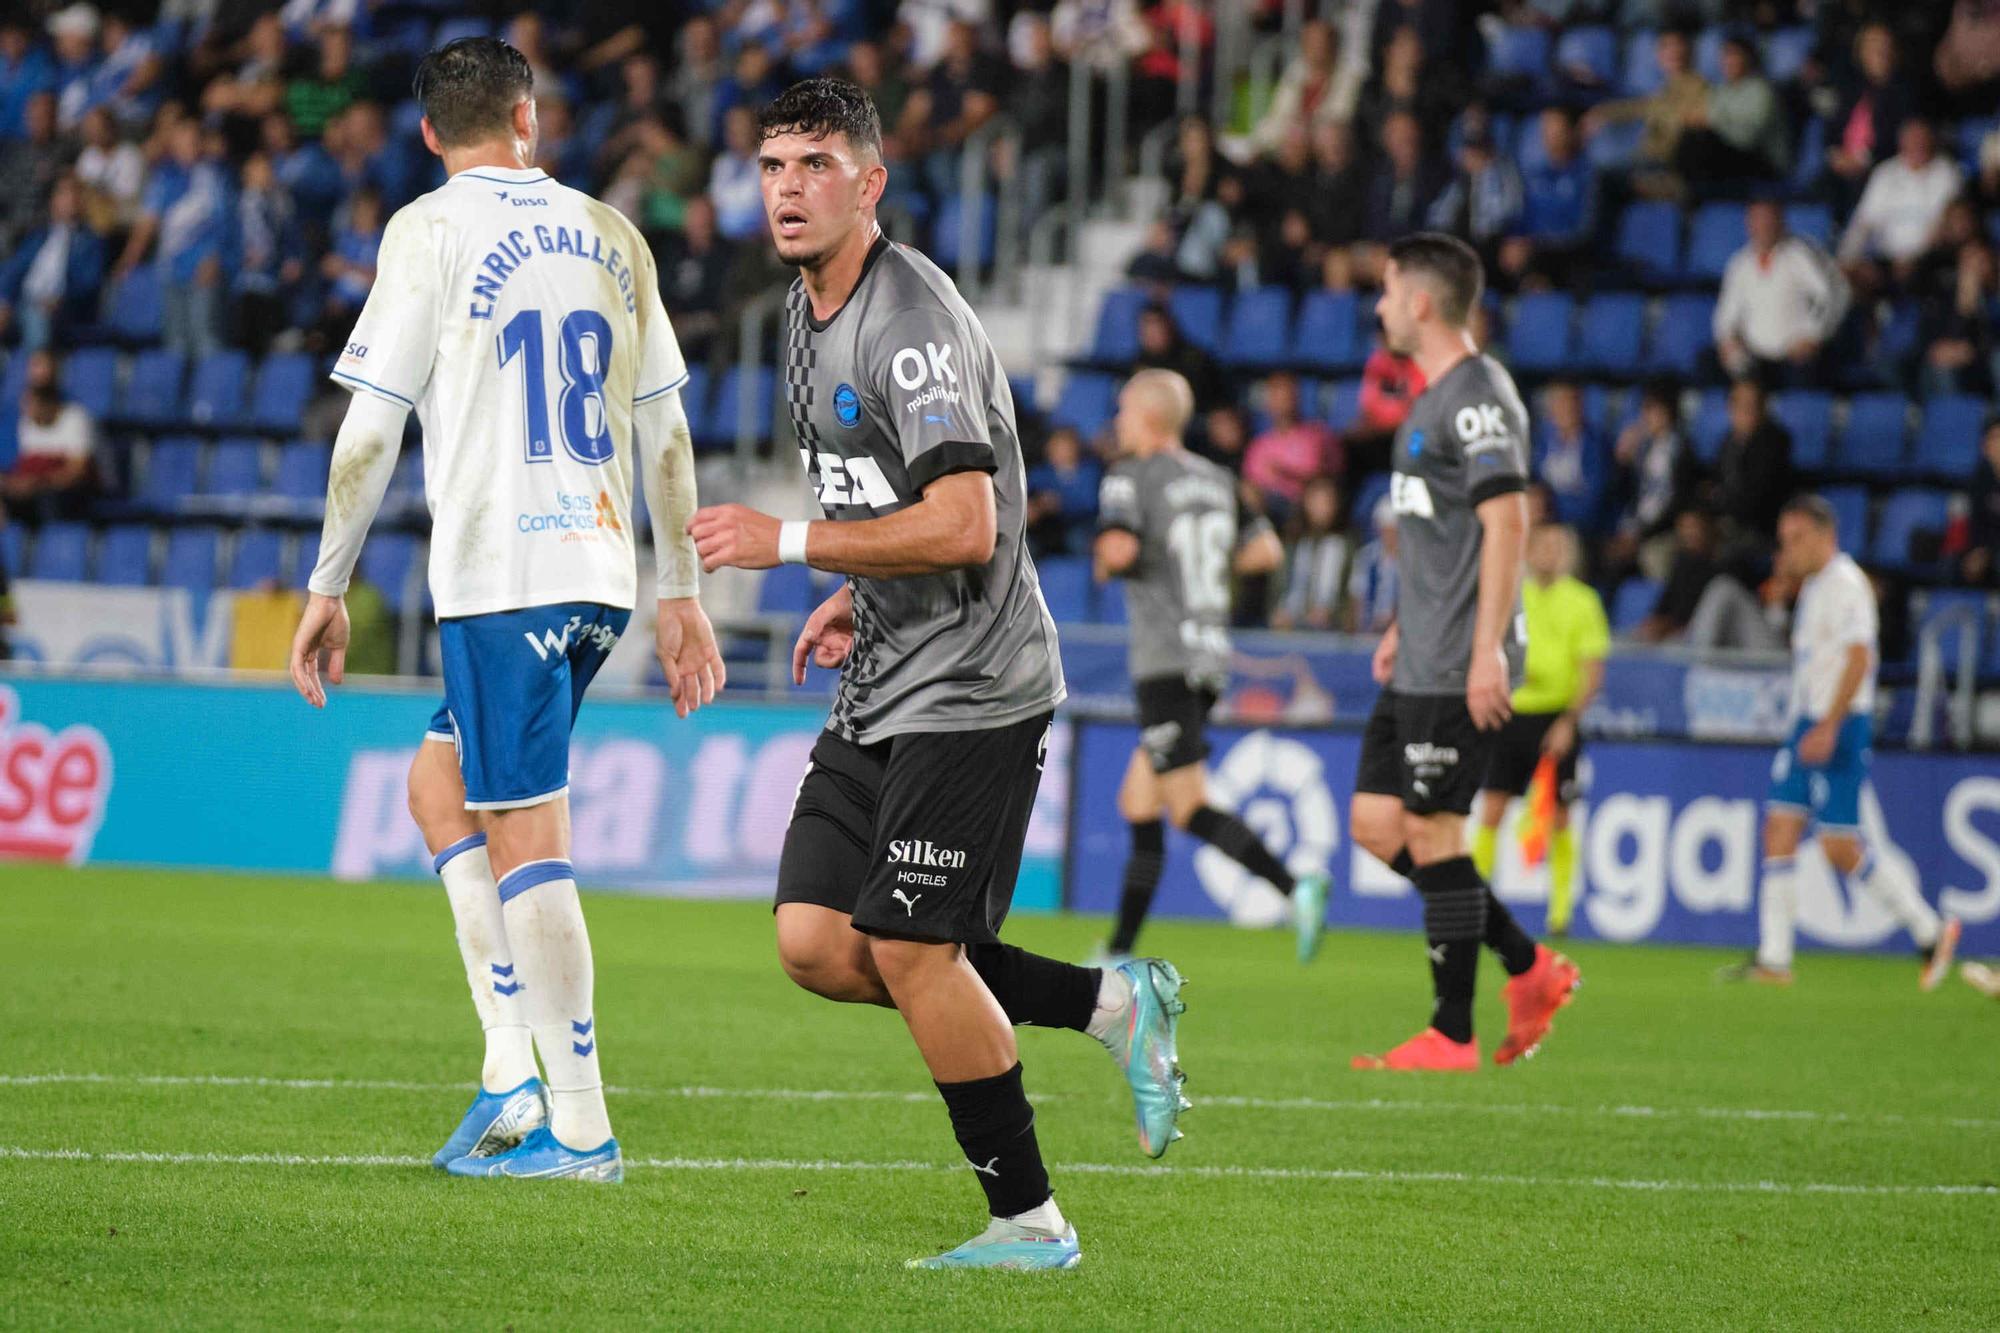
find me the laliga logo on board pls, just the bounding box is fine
[1193,731,1339,926]
[0,685,112,864]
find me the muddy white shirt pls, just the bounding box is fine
[1789,551,1877,722]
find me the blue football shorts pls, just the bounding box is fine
[1766,714,1872,834]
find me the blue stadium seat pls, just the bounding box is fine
[96,525,153,585]
[120,349,185,427]
[432,17,492,44]
[358,533,419,612]
[1293,290,1364,372]
[1486,25,1551,81]
[1050,371,1118,436]
[1554,26,1617,87]
[162,527,220,594]
[1090,288,1145,363]
[1763,27,1815,83]
[1220,287,1292,368]
[104,266,162,343]
[1352,472,1392,528]
[1876,300,1922,366]
[701,366,776,449]
[1821,485,1870,550]
[1095,574,1128,625]
[1611,577,1660,634]
[246,353,317,434]
[292,532,321,588]
[273,440,331,505]
[1693,26,1728,83]
[1915,395,1985,477]
[930,193,996,270]
[1505,292,1573,374]
[1036,555,1091,623]
[1836,394,1910,476]
[227,529,284,588]
[1647,293,1715,376]
[1770,391,1832,471]
[1783,203,1834,249]
[1684,203,1747,283]
[28,523,89,581]
[203,438,265,498]
[139,437,202,512]
[1167,287,1224,354]
[1587,118,1645,171]
[60,347,119,421]
[1581,383,1620,434]
[0,524,20,583]
[679,364,711,445]
[1870,489,1948,570]
[1688,389,1730,463]
[1323,377,1363,431]
[1576,294,1646,375]
[186,350,250,427]
[1620,30,1664,97]
[1914,589,1990,677]
[1957,117,1998,173]
[1614,202,1680,283]
[385,448,424,514]
[1789,116,1825,195]
[755,564,816,616]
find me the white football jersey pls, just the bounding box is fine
[1789,551,1877,721]
[330,164,687,618]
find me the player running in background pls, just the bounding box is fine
[687,79,1184,1271]
[1346,233,1579,1073]
[1091,369,1331,963]
[1469,521,1608,937]
[1722,495,1961,988]
[287,38,725,1180]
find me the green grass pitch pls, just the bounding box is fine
[3,864,1996,1329]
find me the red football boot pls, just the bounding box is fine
[1352,1027,1481,1072]
[1495,945,1580,1066]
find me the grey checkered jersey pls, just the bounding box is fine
[784,237,1065,742]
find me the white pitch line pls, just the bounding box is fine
[1,1145,1992,1198]
[5,1072,1996,1132]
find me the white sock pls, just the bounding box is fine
[497,859,613,1150]
[434,835,537,1093]
[1757,855,1797,970]
[1084,967,1133,1044]
[1850,850,1939,949]
[1005,1196,1068,1236]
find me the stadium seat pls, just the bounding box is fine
[139,437,203,512]
[930,193,996,270]
[1219,287,1292,369]
[1089,288,1146,363]
[1687,389,1730,463]
[756,564,816,616]
[1576,294,1646,376]
[1684,204,1747,283]
[1913,589,1990,678]
[701,366,777,450]
[60,347,119,421]
[186,350,250,428]
[120,349,185,427]
[96,525,153,586]
[1693,26,1728,83]
[1876,301,1923,367]
[1587,118,1645,171]
[1611,577,1660,634]
[679,364,712,444]
[203,438,265,499]
[1293,290,1364,372]
[1095,575,1128,625]
[292,532,321,588]
[1050,371,1118,436]
[1647,293,1715,377]
[162,527,220,594]
[273,440,331,506]
[1821,485,1870,550]
[1914,395,1985,477]
[1789,116,1826,195]
[1783,203,1834,249]
[1167,286,1224,353]
[1352,471,1392,527]
[1956,116,1998,173]
[1614,202,1681,284]
[1763,27,1815,83]
[1323,377,1363,431]
[1554,26,1617,88]
[1487,25,1551,79]
[0,524,20,584]
[28,522,89,581]
[1504,292,1573,373]
[1620,30,1664,97]
[1870,489,1948,570]
[358,533,419,612]
[1036,555,1091,622]
[385,448,424,515]
[227,529,284,588]
[246,353,317,434]
[1836,394,1911,476]
[104,266,162,343]
[1770,391,1832,472]
[432,17,492,45]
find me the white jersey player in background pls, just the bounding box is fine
[287,37,724,1180]
[1723,494,1959,988]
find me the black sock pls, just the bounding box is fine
[935,1062,1052,1220]
[1390,849,1416,879]
[1185,806,1296,894]
[1108,819,1166,953]
[965,943,1099,1032]
[1483,888,1539,976]
[1412,856,1487,1043]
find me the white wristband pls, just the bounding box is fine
[778,520,812,566]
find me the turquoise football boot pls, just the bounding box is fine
[430,1077,546,1169]
[1294,872,1330,964]
[1096,957,1189,1158]
[445,1125,622,1182]
[907,1221,1081,1271]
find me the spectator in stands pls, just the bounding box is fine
[116,115,235,360]
[1342,341,1425,476]
[901,0,995,70]
[1584,27,1705,200]
[505,14,561,95]
[1839,118,1964,288]
[1244,373,1340,523]
[668,17,725,150]
[46,3,100,133]
[533,96,592,187]
[845,40,914,162]
[1536,379,1610,538]
[711,41,784,146]
[1248,20,1362,158]
[1956,416,2000,586]
[1674,36,1787,192]
[1714,198,1850,386]
[1360,111,1444,264]
[1345,495,1399,633]
[906,19,1002,194]
[657,196,731,365]
[3,381,97,524]
[1050,0,1150,73]
[1197,402,1250,474]
[0,92,63,250]
[1357,25,1455,159]
[1130,3,1212,135]
[1499,107,1597,290]
[1633,507,1720,644]
[0,20,54,142]
[0,175,105,352]
[233,150,305,352]
[318,185,381,345]
[1308,120,1367,257]
[1934,0,2000,99]
[198,13,288,125]
[709,106,767,242]
[1026,426,1103,557]
[1709,378,1793,562]
[1425,125,1522,268]
[74,106,146,233]
[1918,231,1999,398]
[1272,474,1349,631]
[1246,126,1322,290]
[1826,23,1913,213]
[88,12,164,133]
[285,24,364,141]
[998,14,1072,229]
[1604,382,1694,584]
[1131,302,1226,414]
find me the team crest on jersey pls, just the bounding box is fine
[833,383,861,428]
[1407,429,1425,458]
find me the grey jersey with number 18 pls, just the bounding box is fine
[784,238,1065,743]
[1389,353,1530,697]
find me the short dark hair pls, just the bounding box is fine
[1387,232,1483,326]
[414,38,533,148]
[1782,493,1838,531]
[756,78,882,158]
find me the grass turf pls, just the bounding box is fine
[2,864,1995,1329]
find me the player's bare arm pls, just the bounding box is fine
[1372,620,1399,685]
[791,582,855,683]
[1545,656,1603,758]
[1234,527,1283,576]
[689,471,997,579]
[1798,642,1869,764]
[636,384,725,717]
[1094,528,1140,580]
[1469,490,1527,730]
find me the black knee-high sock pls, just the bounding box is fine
[1483,889,1539,976]
[1185,806,1296,894]
[965,943,1099,1031]
[1411,856,1486,1043]
[935,1062,1052,1220]
[1108,819,1166,953]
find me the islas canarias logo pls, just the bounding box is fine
[0,685,113,864]
[593,490,623,533]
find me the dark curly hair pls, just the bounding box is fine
[414,37,533,148]
[1386,232,1483,327]
[756,78,881,158]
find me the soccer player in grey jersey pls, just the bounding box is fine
[687,80,1188,1271]
[1347,234,1580,1072]
[1092,370,1334,964]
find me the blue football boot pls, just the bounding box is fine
[1096,957,1189,1159]
[445,1125,623,1182]
[430,1077,547,1169]
[907,1221,1081,1271]
[1294,872,1330,964]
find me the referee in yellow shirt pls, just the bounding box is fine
[1470,522,1609,936]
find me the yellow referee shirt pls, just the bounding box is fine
[1514,575,1611,715]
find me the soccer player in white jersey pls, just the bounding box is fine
[1723,495,1960,988]
[286,38,725,1180]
